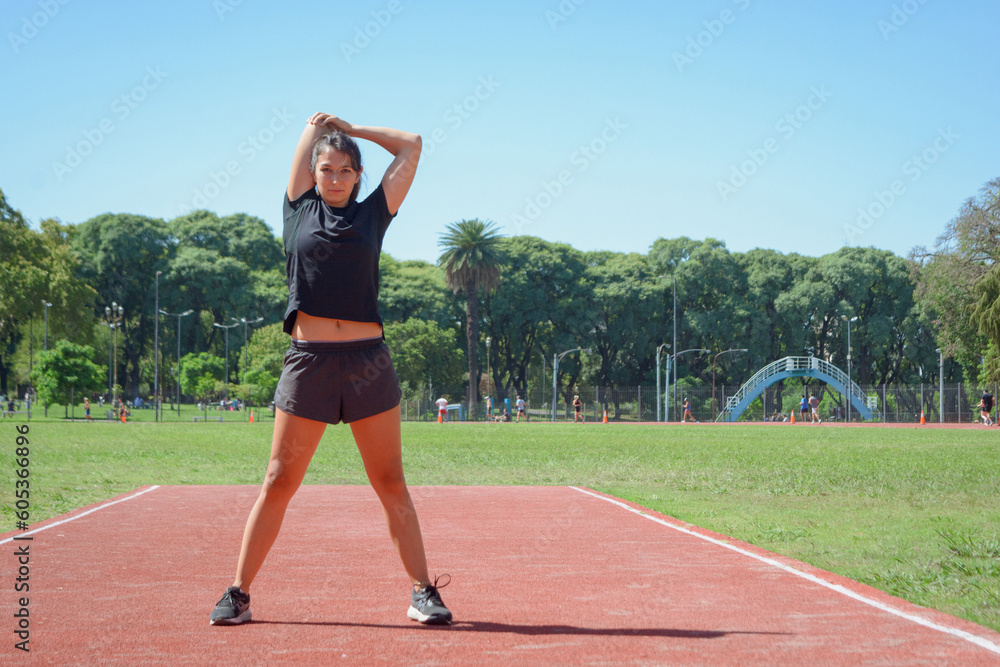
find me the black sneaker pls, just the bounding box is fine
[407,576,453,625]
[210,586,251,625]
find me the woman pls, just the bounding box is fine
[210,113,451,626]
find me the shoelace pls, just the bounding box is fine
[222,587,248,606]
[416,574,451,602]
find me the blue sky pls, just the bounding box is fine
[3,0,998,264]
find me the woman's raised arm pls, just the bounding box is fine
[346,124,422,215]
[287,113,345,201]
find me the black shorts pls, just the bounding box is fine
[273,338,402,425]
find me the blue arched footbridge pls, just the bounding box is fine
[717,356,873,422]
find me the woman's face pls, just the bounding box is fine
[313,149,361,207]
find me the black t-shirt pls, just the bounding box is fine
[984,394,994,411]
[282,185,395,334]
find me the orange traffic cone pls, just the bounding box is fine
[603,409,608,423]
[438,412,443,424]
[121,413,126,423]
[790,411,795,424]
[250,411,254,423]
[920,410,925,425]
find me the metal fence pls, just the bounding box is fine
[407,382,999,423]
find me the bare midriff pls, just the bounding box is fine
[292,311,382,342]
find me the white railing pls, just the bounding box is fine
[717,356,867,421]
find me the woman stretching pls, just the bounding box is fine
[210,112,452,626]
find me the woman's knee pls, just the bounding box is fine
[261,459,302,499]
[369,462,407,497]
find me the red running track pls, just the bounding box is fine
[3,485,1000,665]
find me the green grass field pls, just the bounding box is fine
[2,420,998,632]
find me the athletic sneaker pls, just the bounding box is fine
[408,576,453,625]
[210,586,251,625]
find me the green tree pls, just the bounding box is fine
[939,177,1000,382]
[483,237,590,403]
[73,212,171,397]
[29,340,105,407]
[438,219,503,408]
[179,352,224,396]
[384,318,465,393]
[585,252,666,391]
[238,322,287,384]
[195,373,218,403]
[380,254,458,328]
[0,191,98,395]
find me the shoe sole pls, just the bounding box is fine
[407,605,452,625]
[210,609,251,626]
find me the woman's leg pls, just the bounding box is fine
[233,408,326,591]
[350,404,430,586]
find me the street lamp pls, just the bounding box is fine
[41,300,52,416]
[552,347,591,422]
[214,321,240,399]
[154,271,162,421]
[937,348,944,423]
[232,316,264,379]
[42,300,52,351]
[841,315,858,422]
[671,277,678,424]
[656,343,669,422]
[918,365,924,422]
[668,348,710,421]
[712,349,748,420]
[161,309,194,415]
[485,336,491,420]
[104,302,124,408]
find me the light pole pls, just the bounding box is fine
[918,365,924,421]
[656,343,669,422]
[234,316,264,415]
[841,315,858,421]
[937,348,944,423]
[161,309,194,415]
[552,347,590,422]
[42,300,51,351]
[669,348,710,421]
[42,300,51,416]
[213,322,240,399]
[485,336,491,420]
[712,349,748,420]
[233,316,264,379]
[103,302,124,408]
[154,271,161,421]
[671,278,678,424]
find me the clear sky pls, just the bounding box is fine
[3,0,998,264]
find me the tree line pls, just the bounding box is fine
[2,177,998,413]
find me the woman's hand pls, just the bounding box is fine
[307,113,353,134]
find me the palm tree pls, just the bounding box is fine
[438,219,504,414]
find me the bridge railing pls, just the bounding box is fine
[719,356,867,421]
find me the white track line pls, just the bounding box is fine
[569,485,1000,656]
[1,486,160,546]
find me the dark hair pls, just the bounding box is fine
[310,131,364,203]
